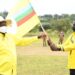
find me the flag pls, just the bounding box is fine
[0,0,40,37]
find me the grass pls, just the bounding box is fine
[17,55,69,75]
[17,32,70,75]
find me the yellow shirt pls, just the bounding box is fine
[0,33,38,75]
[58,32,75,69]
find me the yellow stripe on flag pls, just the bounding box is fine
[16,14,40,37]
[7,0,29,18]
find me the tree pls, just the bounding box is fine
[70,14,75,21]
[50,18,71,32]
[54,14,59,19]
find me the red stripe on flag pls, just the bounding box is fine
[17,10,36,26]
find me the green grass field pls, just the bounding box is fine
[17,55,69,75]
[17,39,69,75]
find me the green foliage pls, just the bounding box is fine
[50,18,71,32]
[70,14,75,21]
[27,14,74,34]
[39,24,51,31]
[0,11,8,19]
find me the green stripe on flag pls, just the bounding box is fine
[17,10,35,26]
[15,8,33,22]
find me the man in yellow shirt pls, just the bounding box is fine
[0,16,44,75]
[47,21,75,75]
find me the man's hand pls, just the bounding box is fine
[37,32,47,39]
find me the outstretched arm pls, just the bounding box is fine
[47,34,75,51]
[47,37,61,51]
[13,33,46,46]
[16,36,39,46]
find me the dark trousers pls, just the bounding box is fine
[70,69,75,75]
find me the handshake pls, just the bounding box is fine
[38,32,61,51]
[37,32,47,39]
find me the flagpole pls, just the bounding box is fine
[40,24,46,32]
[29,0,48,36]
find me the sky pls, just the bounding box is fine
[0,0,75,16]
[31,0,75,16]
[0,0,19,13]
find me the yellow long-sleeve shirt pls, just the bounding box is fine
[58,32,75,69]
[0,33,38,75]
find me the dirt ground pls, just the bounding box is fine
[17,44,67,56]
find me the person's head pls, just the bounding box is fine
[0,16,12,34]
[72,21,75,32]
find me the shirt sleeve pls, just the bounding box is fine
[57,34,74,51]
[14,36,38,46]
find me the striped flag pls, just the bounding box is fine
[1,0,40,37]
